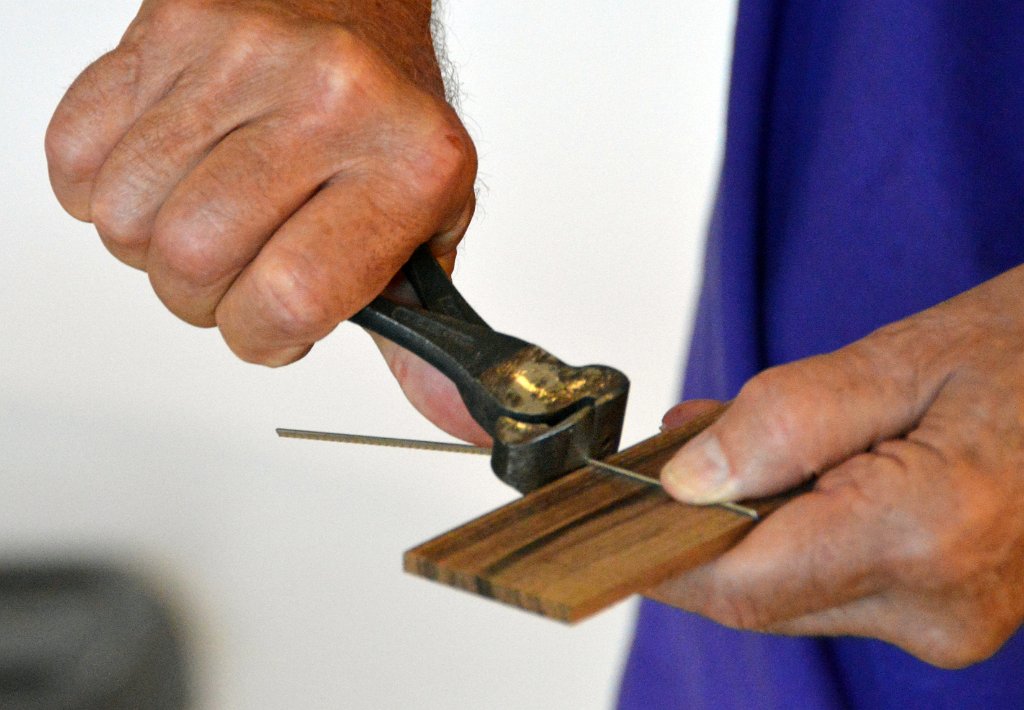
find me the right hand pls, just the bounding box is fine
[45,0,478,372]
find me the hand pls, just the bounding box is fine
[45,0,482,439]
[650,264,1024,668]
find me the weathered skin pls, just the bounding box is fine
[45,0,485,441]
[656,264,1024,669]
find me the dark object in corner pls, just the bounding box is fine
[0,564,189,710]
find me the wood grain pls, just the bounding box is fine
[404,406,800,622]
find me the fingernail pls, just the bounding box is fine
[661,434,736,503]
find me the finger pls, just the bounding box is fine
[765,582,989,669]
[88,70,262,270]
[653,437,1015,668]
[214,165,471,365]
[765,594,888,638]
[367,235,484,443]
[427,194,476,267]
[768,587,1007,669]
[763,593,947,660]
[145,115,336,326]
[46,39,183,221]
[426,193,476,262]
[371,334,491,446]
[660,399,724,431]
[649,454,893,627]
[660,333,940,503]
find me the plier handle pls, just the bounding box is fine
[351,246,629,494]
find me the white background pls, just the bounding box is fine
[1,2,735,708]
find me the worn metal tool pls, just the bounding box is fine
[340,245,630,495]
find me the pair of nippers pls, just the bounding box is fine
[349,246,629,494]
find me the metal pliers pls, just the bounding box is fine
[350,246,629,494]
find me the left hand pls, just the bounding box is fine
[650,263,1024,669]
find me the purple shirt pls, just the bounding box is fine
[618,2,1024,708]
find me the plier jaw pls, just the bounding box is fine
[351,246,629,494]
[490,376,628,493]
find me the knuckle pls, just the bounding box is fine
[737,366,789,408]
[302,31,382,122]
[212,13,289,81]
[238,22,477,214]
[882,514,952,589]
[882,514,977,594]
[139,0,207,38]
[90,189,147,251]
[736,367,801,448]
[44,112,97,189]
[855,322,935,403]
[250,250,337,341]
[46,48,141,189]
[152,223,233,291]
[403,115,476,205]
[104,35,148,97]
[919,622,1004,669]
[875,440,1005,593]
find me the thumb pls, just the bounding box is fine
[660,332,938,503]
[370,332,492,447]
[364,247,491,447]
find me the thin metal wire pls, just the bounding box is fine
[276,428,759,520]
[583,457,661,486]
[275,429,492,456]
[584,458,759,520]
